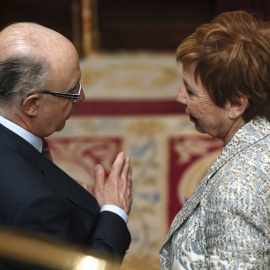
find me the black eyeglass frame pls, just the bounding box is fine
[22,81,82,104]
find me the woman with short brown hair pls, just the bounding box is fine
[160,11,270,269]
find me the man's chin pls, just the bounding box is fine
[55,123,66,132]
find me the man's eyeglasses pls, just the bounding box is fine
[23,81,82,104]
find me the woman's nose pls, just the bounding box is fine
[176,84,187,105]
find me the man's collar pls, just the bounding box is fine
[0,116,42,152]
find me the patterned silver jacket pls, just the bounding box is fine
[160,116,270,269]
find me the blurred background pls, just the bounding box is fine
[0,0,269,269]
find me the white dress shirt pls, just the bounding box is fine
[0,116,128,223]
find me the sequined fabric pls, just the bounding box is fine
[160,116,270,269]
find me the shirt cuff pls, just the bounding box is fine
[100,205,128,223]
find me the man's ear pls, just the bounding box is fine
[21,94,41,117]
[227,95,249,120]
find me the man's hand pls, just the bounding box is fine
[93,152,133,215]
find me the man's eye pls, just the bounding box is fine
[70,81,80,94]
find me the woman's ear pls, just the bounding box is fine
[21,94,41,117]
[227,95,249,120]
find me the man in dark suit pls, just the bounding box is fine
[0,22,133,266]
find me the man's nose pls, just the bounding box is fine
[78,87,85,103]
[176,83,187,105]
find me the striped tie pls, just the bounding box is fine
[42,138,53,162]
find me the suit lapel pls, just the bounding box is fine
[163,158,219,244]
[159,161,219,269]
[40,157,99,215]
[0,123,99,216]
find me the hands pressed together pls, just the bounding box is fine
[93,152,133,215]
[79,152,133,215]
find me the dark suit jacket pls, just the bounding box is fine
[0,123,131,264]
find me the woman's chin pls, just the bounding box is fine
[193,121,204,134]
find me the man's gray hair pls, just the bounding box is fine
[0,55,50,105]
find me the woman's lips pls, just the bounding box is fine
[189,115,196,123]
[185,107,196,123]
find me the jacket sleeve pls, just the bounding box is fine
[10,191,131,263]
[88,210,131,263]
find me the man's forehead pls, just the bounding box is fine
[0,23,74,62]
[2,22,54,35]
[1,23,64,46]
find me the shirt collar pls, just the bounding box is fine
[0,116,43,152]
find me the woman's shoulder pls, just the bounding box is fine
[207,140,270,207]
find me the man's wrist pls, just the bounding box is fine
[100,205,128,223]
